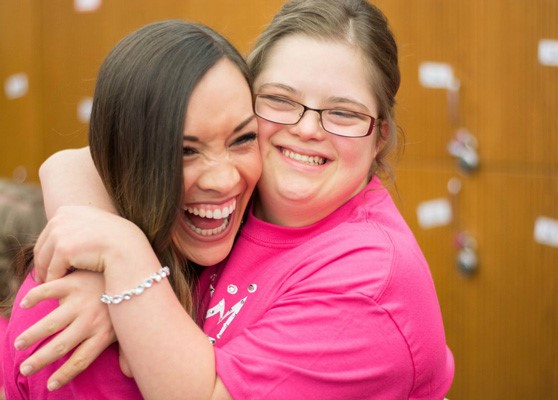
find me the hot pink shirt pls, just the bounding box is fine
[198,177,454,399]
[2,272,142,400]
[0,315,8,395]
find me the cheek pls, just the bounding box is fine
[237,151,263,188]
[336,137,376,169]
[256,118,280,146]
[181,163,200,196]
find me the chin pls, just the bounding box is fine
[192,246,233,267]
[179,236,236,267]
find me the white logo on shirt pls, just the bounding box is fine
[205,296,247,343]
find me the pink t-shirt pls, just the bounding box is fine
[198,177,454,399]
[0,315,9,395]
[2,272,142,400]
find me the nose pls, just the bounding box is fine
[197,158,241,193]
[290,109,326,141]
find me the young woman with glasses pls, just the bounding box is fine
[9,1,454,398]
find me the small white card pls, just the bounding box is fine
[417,198,453,229]
[534,216,558,248]
[74,0,102,13]
[4,73,28,99]
[539,39,558,67]
[77,97,93,123]
[419,62,455,89]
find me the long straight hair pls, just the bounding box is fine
[89,20,250,316]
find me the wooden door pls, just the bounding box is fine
[375,0,558,397]
[0,0,42,181]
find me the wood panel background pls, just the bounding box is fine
[376,0,558,398]
[1,1,557,398]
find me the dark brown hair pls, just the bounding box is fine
[89,20,250,315]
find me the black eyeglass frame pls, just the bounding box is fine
[254,94,379,138]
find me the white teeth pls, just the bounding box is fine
[221,206,231,218]
[185,218,229,236]
[282,149,326,165]
[184,200,237,236]
[186,200,236,221]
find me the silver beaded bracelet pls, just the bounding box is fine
[100,266,170,305]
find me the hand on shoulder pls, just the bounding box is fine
[34,205,151,282]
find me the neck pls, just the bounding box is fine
[253,191,340,227]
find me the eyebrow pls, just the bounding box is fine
[327,96,371,113]
[258,82,299,95]
[183,114,256,142]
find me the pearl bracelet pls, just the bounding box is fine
[100,266,170,305]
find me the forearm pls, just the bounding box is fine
[39,147,116,219]
[104,255,222,399]
[31,206,228,398]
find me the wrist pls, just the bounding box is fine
[103,244,162,295]
[101,266,170,305]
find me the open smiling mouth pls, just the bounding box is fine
[184,199,236,236]
[281,148,327,165]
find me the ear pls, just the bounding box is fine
[374,119,390,153]
[379,119,390,141]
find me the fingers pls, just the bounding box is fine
[18,310,114,379]
[44,330,116,390]
[15,302,73,352]
[34,208,84,283]
[33,221,53,283]
[33,206,146,282]
[17,271,109,354]
[18,324,73,377]
[16,270,115,389]
[34,221,70,283]
[44,250,74,283]
[19,279,67,309]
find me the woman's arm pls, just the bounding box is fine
[34,206,231,399]
[39,147,116,219]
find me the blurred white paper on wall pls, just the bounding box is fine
[4,73,29,99]
[77,97,93,123]
[417,198,453,229]
[534,216,558,248]
[538,39,558,66]
[419,62,454,89]
[74,0,102,13]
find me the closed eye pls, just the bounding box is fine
[232,132,257,146]
[182,146,198,157]
[259,95,298,110]
[327,109,362,119]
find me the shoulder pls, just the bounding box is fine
[296,213,420,294]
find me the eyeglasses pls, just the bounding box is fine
[254,94,377,138]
